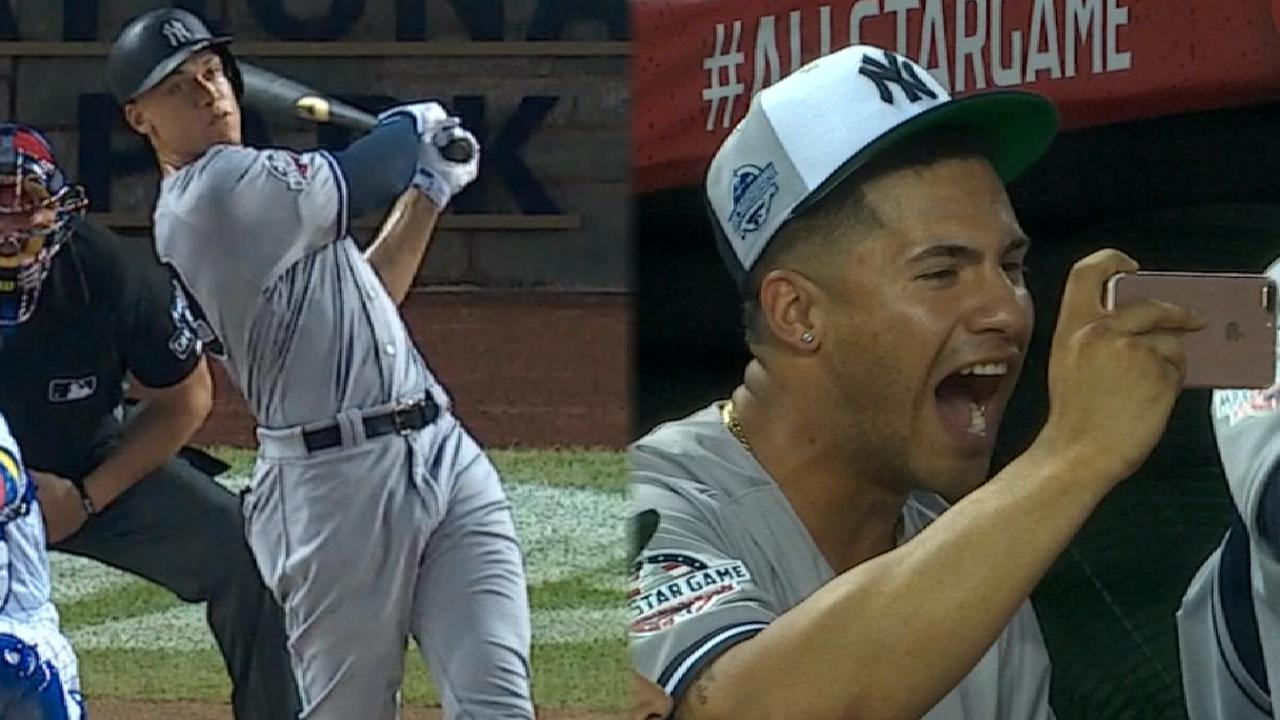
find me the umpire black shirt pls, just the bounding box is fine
[0,221,202,479]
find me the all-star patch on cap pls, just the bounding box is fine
[706,44,1059,290]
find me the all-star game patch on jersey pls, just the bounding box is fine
[629,403,1056,719]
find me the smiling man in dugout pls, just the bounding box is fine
[628,45,1206,719]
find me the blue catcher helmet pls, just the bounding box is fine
[0,124,87,327]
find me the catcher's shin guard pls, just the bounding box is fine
[0,633,81,719]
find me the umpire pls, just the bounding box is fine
[0,122,298,719]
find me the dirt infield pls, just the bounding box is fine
[91,699,624,719]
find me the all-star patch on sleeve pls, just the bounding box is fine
[630,549,757,635]
[629,445,779,708]
[1213,381,1280,554]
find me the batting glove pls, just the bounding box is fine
[376,100,448,138]
[412,118,480,209]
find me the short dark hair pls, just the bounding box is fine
[741,125,994,346]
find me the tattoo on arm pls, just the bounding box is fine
[675,665,717,718]
[695,667,716,705]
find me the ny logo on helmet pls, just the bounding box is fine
[858,50,937,105]
[161,19,195,48]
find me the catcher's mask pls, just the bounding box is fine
[0,123,87,326]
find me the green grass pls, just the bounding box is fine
[491,449,626,492]
[398,640,628,709]
[202,444,257,479]
[530,571,625,611]
[204,445,627,493]
[61,581,182,629]
[79,649,233,701]
[67,446,628,711]
[79,641,628,710]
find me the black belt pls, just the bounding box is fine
[302,399,438,453]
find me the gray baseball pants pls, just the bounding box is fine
[246,403,533,720]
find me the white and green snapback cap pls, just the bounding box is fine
[706,44,1059,289]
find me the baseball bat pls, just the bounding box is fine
[238,62,474,162]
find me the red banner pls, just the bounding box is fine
[633,0,1280,192]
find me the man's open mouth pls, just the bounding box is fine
[934,361,1009,440]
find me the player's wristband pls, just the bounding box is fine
[76,483,97,518]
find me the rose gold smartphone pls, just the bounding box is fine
[1103,271,1277,389]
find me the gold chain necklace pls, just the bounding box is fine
[721,399,752,451]
[723,399,907,541]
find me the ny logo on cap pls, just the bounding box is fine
[859,50,937,105]
[161,18,196,48]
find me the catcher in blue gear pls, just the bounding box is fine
[0,411,85,720]
[0,124,87,719]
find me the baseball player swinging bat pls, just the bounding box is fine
[108,8,532,719]
[239,62,475,162]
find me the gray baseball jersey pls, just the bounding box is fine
[1178,259,1280,720]
[151,143,533,719]
[630,403,1055,719]
[153,144,442,427]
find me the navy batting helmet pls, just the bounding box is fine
[105,8,243,105]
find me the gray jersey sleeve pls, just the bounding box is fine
[169,144,349,293]
[629,444,779,704]
[1201,382,1280,714]
[1212,389,1280,551]
[1210,257,1280,552]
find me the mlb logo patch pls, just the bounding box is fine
[48,376,97,403]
